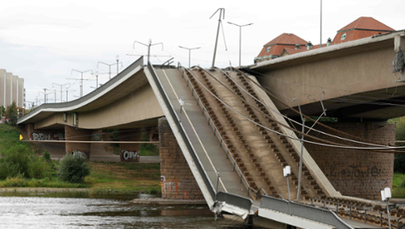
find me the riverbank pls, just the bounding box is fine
[0,161,161,195]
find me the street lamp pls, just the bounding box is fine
[179,46,201,68]
[283,165,291,201]
[227,21,253,67]
[381,187,392,229]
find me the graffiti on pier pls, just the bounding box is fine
[327,165,381,179]
[120,150,140,162]
[71,150,89,159]
[31,132,64,141]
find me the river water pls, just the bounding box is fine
[0,193,253,228]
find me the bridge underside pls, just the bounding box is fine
[250,32,405,121]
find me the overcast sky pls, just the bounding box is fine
[0,0,404,106]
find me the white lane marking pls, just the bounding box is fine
[162,69,228,193]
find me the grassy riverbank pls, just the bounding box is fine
[0,124,161,195]
[0,161,161,194]
[393,172,405,198]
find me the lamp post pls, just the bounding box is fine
[227,22,253,67]
[283,165,291,201]
[381,187,392,229]
[179,46,201,68]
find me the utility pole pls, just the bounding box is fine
[179,46,201,68]
[133,39,164,64]
[52,82,70,102]
[320,0,323,47]
[98,57,122,80]
[68,69,93,97]
[116,55,120,75]
[292,97,305,201]
[227,21,253,67]
[65,87,76,102]
[210,8,225,69]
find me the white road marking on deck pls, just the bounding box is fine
[162,69,228,193]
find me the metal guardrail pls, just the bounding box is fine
[216,191,253,211]
[148,62,253,214]
[311,197,405,228]
[147,62,216,201]
[179,66,266,199]
[261,196,353,229]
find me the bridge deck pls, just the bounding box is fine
[155,68,248,198]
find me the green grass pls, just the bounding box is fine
[85,162,161,194]
[393,173,405,198]
[0,124,161,194]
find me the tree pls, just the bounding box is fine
[389,117,405,173]
[0,105,5,118]
[5,102,18,126]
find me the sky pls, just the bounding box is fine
[0,0,404,106]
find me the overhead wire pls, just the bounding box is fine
[204,66,389,148]
[184,66,404,152]
[236,67,390,145]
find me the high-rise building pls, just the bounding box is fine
[0,69,25,109]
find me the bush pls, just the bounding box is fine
[0,144,50,179]
[58,154,91,183]
[401,178,405,188]
[43,150,51,161]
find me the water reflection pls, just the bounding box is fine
[0,194,254,228]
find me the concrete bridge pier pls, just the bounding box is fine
[65,126,92,158]
[158,117,204,200]
[305,120,395,200]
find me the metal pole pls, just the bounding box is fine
[293,98,305,201]
[320,0,322,47]
[210,8,225,69]
[133,40,163,65]
[109,65,111,79]
[228,22,253,67]
[43,88,47,103]
[116,55,119,75]
[215,172,221,201]
[287,176,291,201]
[387,199,391,229]
[179,46,201,68]
[188,49,191,68]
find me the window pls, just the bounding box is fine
[341,33,347,41]
[266,47,271,53]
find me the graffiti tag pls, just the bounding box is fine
[31,132,64,141]
[120,150,140,162]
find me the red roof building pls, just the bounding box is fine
[255,33,307,63]
[255,17,395,64]
[331,17,394,44]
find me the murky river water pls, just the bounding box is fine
[0,193,252,228]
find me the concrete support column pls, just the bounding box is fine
[305,121,395,200]
[119,129,142,162]
[158,117,203,200]
[65,126,92,158]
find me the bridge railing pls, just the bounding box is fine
[147,62,216,201]
[260,196,354,229]
[216,191,253,211]
[310,197,405,228]
[179,66,265,199]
